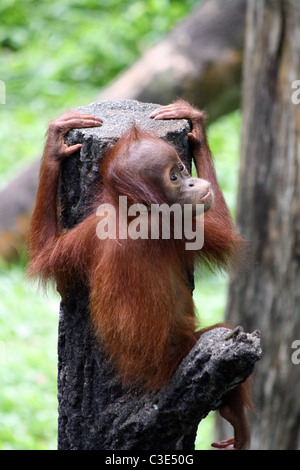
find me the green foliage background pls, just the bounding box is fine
[0,0,199,186]
[0,0,241,450]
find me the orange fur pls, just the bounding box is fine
[27,103,251,449]
[27,124,242,389]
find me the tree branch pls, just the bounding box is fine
[98,327,261,450]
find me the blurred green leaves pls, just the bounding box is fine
[0,0,200,185]
[0,0,199,102]
[207,111,241,218]
[0,261,59,449]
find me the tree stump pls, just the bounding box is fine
[57,99,261,450]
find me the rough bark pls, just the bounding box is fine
[57,100,261,450]
[0,0,247,260]
[217,0,300,450]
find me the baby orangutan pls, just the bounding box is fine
[27,100,252,450]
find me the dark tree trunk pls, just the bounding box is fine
[218,0,300,450]
[56,100,261,450]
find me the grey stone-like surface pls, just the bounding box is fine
[69,99,191,140]
[61,99,192,228]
